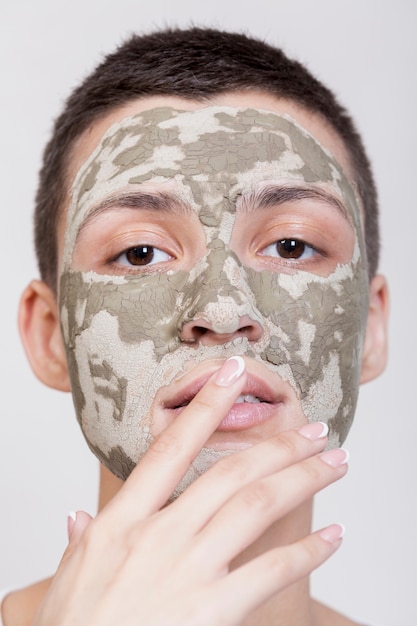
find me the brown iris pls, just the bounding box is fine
[276,239,307,259]
[125,246,155,265]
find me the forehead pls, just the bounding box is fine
[58,94,357,268]
[66,104,360,240]
[77,108,342,197]
[69,92,355,180]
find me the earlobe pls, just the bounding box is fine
[18,280,71,392]
[360,274,389,384]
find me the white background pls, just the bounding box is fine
[1,1,416,624]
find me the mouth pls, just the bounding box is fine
[235,393,263,404]
[161,366,285,432]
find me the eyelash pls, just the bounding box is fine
[114,245,173,268]
[259,238,321,262]
[109,237,323,272]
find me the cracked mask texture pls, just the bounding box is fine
[60,106,369,483]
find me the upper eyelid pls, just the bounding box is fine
[74,191,192,244]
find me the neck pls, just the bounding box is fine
[2,465,352,626]
[231,499,314,625]
[98,463,124,510]
[98,464,317,626]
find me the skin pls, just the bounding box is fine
[60,104,368,483]
[9,91,389,626]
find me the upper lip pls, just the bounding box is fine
[161,362,286,410]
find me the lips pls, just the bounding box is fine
[161,364,285,432]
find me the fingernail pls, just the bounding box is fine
[298,422,329,440]
[214,356,245,386]
[318,523,345,544]
[67,511,77,538]
[320,448,350,467]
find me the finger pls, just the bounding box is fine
[62,510,94,563]
[170,422,329,532]
[107,356,247,517]
[208,524,344,624]
[192,448,349,567]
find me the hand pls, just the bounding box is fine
[32,357,348,626]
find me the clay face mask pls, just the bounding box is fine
[60,106,369,485]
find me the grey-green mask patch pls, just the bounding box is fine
[60,106,369,485]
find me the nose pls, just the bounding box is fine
[178,242,264,346]
[181,313,263,345]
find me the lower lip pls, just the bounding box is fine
[216,401,279,431]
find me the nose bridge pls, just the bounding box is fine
[180,239,263,333]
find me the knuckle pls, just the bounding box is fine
[297,459,323,484]
[189,393,216,414]
[239,480,272,511]
[265,540,322,583]
[267,550,296,580]
[299,538,321,563]
[213,453,252,482]
[125,518,154,552]
[147,431,185,460]
[269,432,299,458]
[125,512,179,556]
[81,513,127,554]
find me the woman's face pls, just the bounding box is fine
[59,103,368,488]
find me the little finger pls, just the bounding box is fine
[206,524,344,624]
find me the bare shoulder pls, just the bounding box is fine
[1,579,51,626]
[312,599,365,626]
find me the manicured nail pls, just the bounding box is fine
[320,448,350,467]
[298,422,329,440]
[214,356,245,386]
[318,523,345,544]
[67,511,77,538]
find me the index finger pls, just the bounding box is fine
[108,356,247,516]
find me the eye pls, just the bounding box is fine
[117,245,172,267]
[260,239,316,261]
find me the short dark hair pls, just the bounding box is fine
[34,27,379,288]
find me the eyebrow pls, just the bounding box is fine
[238,184,351,222]
[76,191,192,240]
[76,183,351,243]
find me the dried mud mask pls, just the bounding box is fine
[60,106,369,485]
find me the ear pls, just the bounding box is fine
[18,280,71,391]
[360,274,389,384]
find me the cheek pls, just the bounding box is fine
[248,264,368,446]
[67,312,158,469]
[59,270,185,477]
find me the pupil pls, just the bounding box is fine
[126,246,154,265]
[277,239,305,259]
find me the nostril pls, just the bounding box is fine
[180,316,264,346]
[192,326,209,340]
[181,325,210,343]
[238,323,264,342]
